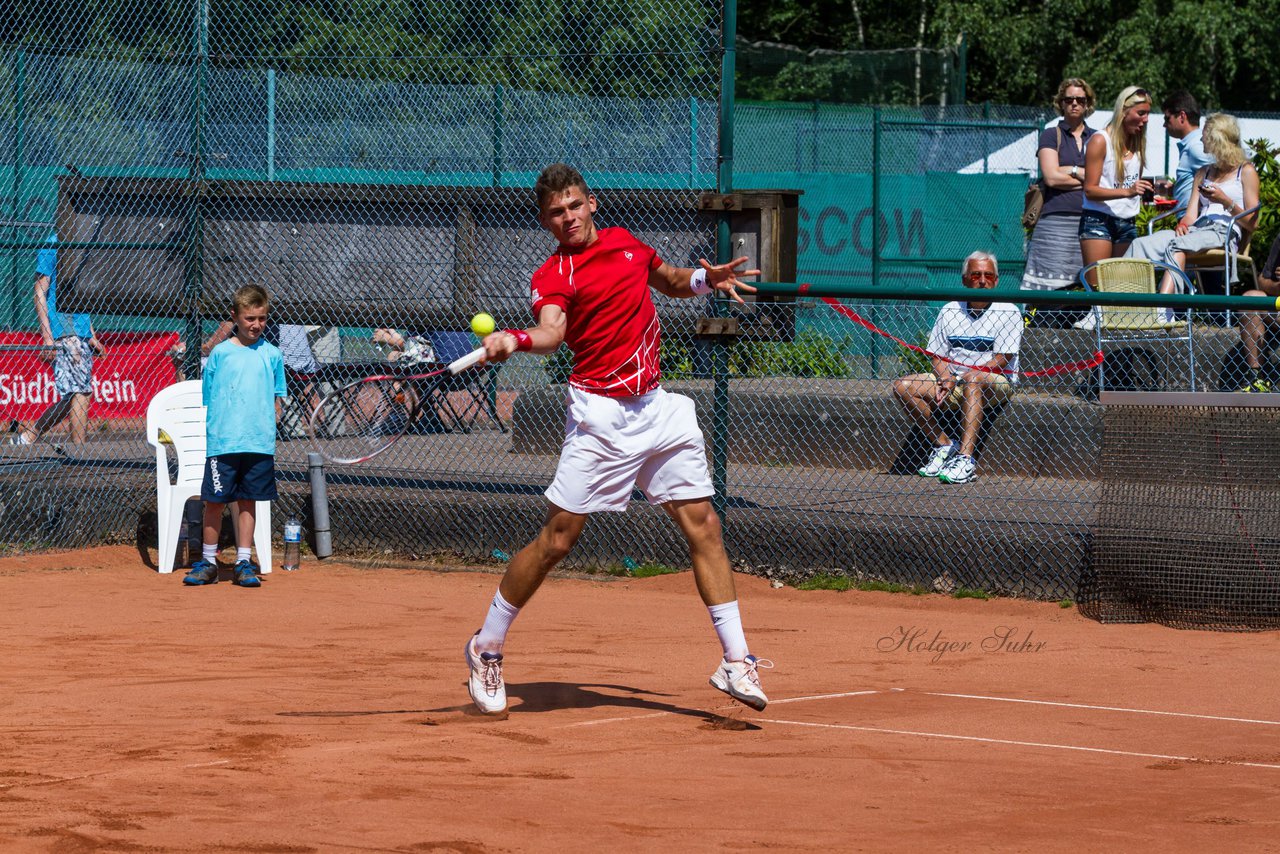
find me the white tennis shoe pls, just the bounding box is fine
[918,443,956,477]
[709,654,773,711]
[938,453,976,484]
[465,635,507,715]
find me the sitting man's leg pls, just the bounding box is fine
[939,370,1013,484]
[893,372,957,477]
[1238,288,1275,392]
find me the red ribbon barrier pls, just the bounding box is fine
[818,296,1104,378]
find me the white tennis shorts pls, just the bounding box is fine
[545,385,714,514]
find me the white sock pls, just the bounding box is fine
[708,600,750,661]
[202,544,218,562]
[475,589,520,654]
[236,547,252,563]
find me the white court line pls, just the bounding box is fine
[919,690,1280,727]
[560,710,670,728]
[557,690,880,729]
[757,718,1280,770]
[771,690,880,706]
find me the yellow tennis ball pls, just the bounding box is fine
[471,312,496,336]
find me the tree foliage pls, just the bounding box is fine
[2,0,723,98]
[739,0,1280,110]
[7,0,1280,108]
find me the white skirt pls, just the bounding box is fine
[1021,214,1085,290]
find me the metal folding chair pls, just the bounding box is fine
[1078,258,1197,393]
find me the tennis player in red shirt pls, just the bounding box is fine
[465,163,770,716]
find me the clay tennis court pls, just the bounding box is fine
[2,546,1278,851]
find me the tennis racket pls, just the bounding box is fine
[307,347,487,465]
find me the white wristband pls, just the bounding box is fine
[690,267,712,295]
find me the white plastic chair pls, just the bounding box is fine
[145,380,272,574]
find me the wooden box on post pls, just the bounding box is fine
[698,189,802,342]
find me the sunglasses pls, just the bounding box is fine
[1060,96,1089,105]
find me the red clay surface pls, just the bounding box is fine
[2,545,1279,852]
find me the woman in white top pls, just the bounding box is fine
[1080,86,1154,284]
[1126,113,1259,298]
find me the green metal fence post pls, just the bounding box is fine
[809,100,819,172]
[711,0,736,521]
[183,0,210,380]
[870,104,880,377]
[9,49,27,328]
[492,83,504,188]
[689,96,698,187]
[982,100,990,173]
[266,67,276,181]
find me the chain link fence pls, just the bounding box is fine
[1,4,1274,604]
[0,0,723,563]
[735,37,965,106]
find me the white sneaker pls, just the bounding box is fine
[465,635,507,715]
[938,453,976,484]
[1073,311,1098,331]
[709,654,773,711]
[918,443,956,477]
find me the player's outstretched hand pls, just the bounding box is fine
[699,256,761,305]
[480,330,517,363]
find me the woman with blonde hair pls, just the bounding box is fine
[1020,78,1099,326]
[1126,112,1259,321]
[1080,86,1154,278]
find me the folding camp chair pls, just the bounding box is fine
[426,331,506,432]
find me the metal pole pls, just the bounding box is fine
[9,49,27,328]
[491,83,504,188]
[752,281,1280,312]
[266,67,276,181]
[982,100,990,173]
[689,96,697,187]
[710,0,736,520]
[870,105,881,377]
[183,0,210,381]
[307,452,332,558]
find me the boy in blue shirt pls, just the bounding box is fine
[183,284,287,588]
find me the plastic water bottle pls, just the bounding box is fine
[283,515,302,571]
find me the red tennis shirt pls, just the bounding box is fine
[530,227,664,397]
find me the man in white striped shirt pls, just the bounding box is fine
[892,251,1023,484]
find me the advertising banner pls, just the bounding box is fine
[0,331,180,420]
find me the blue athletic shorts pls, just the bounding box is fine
[201,452,277,502]
[1079,210,1137,244]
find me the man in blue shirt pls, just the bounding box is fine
[10,237,106,446]
[1163,91,1213,217]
